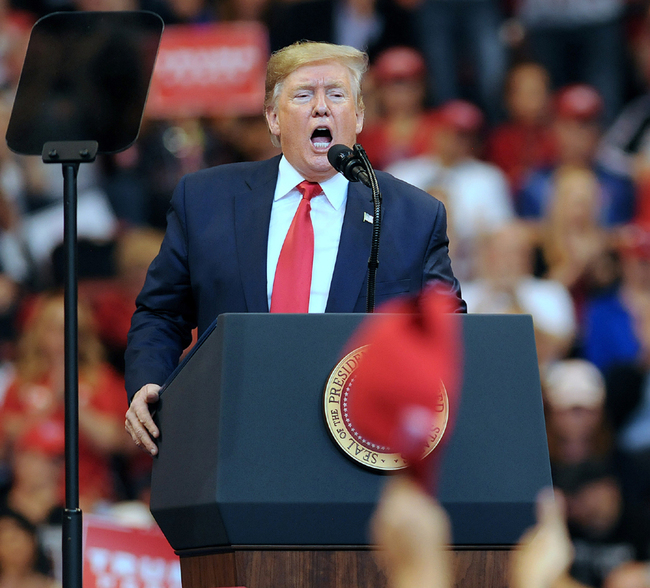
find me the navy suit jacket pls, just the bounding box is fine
[125,155,465,399]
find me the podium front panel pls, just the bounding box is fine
[150,313,550,550]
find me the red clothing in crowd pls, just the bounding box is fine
[486,122,556,193]
[358,110,441,170]
[1,364,128,505]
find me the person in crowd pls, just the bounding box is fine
[407,0,507,123]
[463,222,576,369]
[216,115,282,164]
[357,46,440,170]
[536,166,614,323]
[124,41,465,454]
[0,509,58,588]
[268,0,415,60]
[514,0,624,123]
[598,6,650,226]
[0,420,64,526]
[0,293,130,511]
[581,223,650,507]
[582,222,650,374]
[89,227,164,373]
[487,61,556,195]
[555,463,650,588]
[387,99,513,280]
[518,84,635,228]
[604,356,650,511]
[218,0,270,21]
[544,359,612,470]
[126,116,240,229]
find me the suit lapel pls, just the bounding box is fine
[326,182,374,312]
[235,156,281,312]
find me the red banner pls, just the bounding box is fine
[83,515,181,588]
[146,23,269,118]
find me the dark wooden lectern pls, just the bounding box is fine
[150,314,551,588]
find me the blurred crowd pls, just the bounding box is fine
[0,0,648,587]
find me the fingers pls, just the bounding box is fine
[371,476,452,588]
[511,487,574,588]
[125,384,161,455]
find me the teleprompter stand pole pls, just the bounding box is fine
[43,140,99,588]
[7,11,164,588]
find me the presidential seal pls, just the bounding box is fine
[323,346,449,471]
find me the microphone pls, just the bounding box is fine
[327,144,371,187]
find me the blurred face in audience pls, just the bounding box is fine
[436,127,475,166]
[506,63,550,125]
[37,301,65,361]
[379,78,426,117]
[550,167,600,229]
[480,224,532,283]
[549,405,603,445]
[0,517,37,573]
[554,118,600,166]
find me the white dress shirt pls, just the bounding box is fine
[267,156,348,313]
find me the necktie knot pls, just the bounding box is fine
[297,180,322,201]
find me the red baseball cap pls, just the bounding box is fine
[437,99,484,132]
[555,84,604,121]
[373,46,426,84]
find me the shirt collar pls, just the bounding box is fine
[275,155,349,211]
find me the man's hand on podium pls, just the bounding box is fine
[125,383,161,455]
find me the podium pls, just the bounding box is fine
[150,313,551,588]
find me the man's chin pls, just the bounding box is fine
[302,156,337,182]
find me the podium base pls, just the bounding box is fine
[179,548,510,588]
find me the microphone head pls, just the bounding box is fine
[327,144,355,173]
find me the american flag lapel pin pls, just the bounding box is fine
[363,212,373,224]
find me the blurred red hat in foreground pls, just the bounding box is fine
[345,287,462,488]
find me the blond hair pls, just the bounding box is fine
[16,293,105,385]
[116,227,164,276]
[264,41,368,112]
[542,165,603,270]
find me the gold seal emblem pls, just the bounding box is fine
[323,346,449,471]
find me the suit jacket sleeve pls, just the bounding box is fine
[125,175,197,401]
[424,199,466,313]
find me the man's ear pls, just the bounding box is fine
[265,105,280,139]
[355,108,364,136]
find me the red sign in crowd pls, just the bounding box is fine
[83,515,181,588]
[147,22,269,118]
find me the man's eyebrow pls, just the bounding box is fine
[291,80,348,92]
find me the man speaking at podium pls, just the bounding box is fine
[124,41,466,454]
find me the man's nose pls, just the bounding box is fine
[313,91,330,115]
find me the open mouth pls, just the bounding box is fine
[311,127,332,149]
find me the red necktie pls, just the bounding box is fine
[270,181,322,313]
